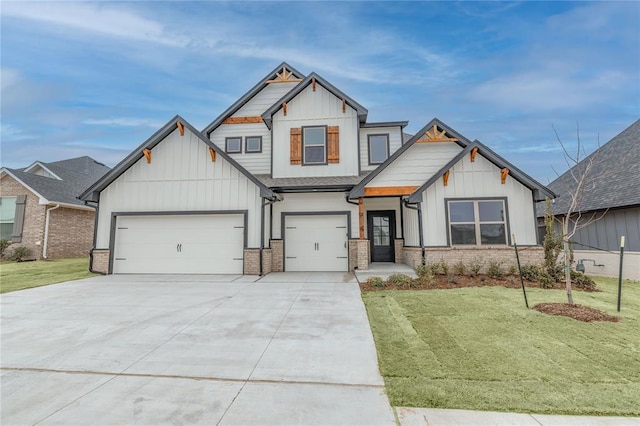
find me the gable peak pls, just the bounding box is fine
[266,65,303,84]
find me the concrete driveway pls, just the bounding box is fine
[1,273,395,425]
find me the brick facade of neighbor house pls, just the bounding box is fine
[46,207,95,258]
[0,174,96,260]
[402,246,544,272]
[0,175,46,259]
[91,249,110,274]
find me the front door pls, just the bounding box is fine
[367,210,395,262]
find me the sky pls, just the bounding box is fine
[1,1,638,184]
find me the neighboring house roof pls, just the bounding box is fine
[350,118,554,201]
[202,62,306,137]
[80,115,277,201]
[540,119,640,216]
[1,156,109,208]
[261,72,368,129]
[255,173,369,192]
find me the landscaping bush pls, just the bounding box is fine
[507,264,518,276]
[538,272,556,289]
[387,273,413,287]
[453,260,467,276]
[0,240,11,258]
[366,276,386,288]
[8,246,31,262]
[415,265,436,286]
[487,261,504,279]
[520,264,542,281]
[428,258,449,275]
[571,270,597,291]
[468,257,484,277]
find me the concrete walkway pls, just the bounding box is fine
[1,273,395,425]
[396,407,640,425]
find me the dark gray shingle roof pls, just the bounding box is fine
[541,119,640,216]
[255,173,369,190]
[4,156,110,206]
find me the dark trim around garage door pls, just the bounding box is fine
[280,211,351,272]
[108,210,249,274]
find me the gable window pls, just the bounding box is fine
[0,197,17,241]
[368,134,389,164]
[245,136,262,153]
[447,199,507,246]
[303,126,327,165]
[225,137,242,153]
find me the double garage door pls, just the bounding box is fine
[284,214,349,272]
[113,214,244,274]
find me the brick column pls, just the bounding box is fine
[91,249,110,274]
[243,249,260,275]
[270,239,283,272]
[261,248,272,275]
[394,239,404,264]
[356,239,369,270]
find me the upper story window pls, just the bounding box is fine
[448,199,507,246]
[303,126,327,165]
[225,137,242,153]
[245,136,262,153]
[368,134,389,165]
[0,197,17,241]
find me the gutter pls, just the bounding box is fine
[403,198,425,265]
[42,204,61,259]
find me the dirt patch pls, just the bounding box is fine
[533,303,619,322]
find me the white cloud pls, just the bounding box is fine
[83,118,164,128]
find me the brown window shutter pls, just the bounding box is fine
[11,195,26,243]
[290,128,302,165]
[327,126,339,163]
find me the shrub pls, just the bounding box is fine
[538,272,556,289]
[571,270,597,291]
[415,265,436,286]
[520,264,542,281]
[387,273,413,287]
[468,257,484,277]
[453,261,467,276]
[366,276,385,287]
[0,239,11,258]
[8,245,31,262]
[507,264,518,276]
[415,264,429,278]
[487,261,504,279]
[428,258,449,275]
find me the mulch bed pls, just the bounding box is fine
[533,303,620,323]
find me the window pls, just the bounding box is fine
[0,197,17,241]
[368,134,389,164]
[245,136,262,153]
[225,137,242,153]
[448,199,507,246]
[302,126,326,165]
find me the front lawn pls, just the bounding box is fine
[362,277,640,416]
[0,257,97,293]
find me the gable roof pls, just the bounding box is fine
[1,156,110,207]
[80,115,276,201]
[261,72,368,129]
[202,62,305,137]
[350,118,554,201]
[541,119,640,216]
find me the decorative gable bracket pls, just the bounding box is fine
[266,66,303,84]
[417,125,459,143]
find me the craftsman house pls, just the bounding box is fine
[1,156,110,259]
[82,63,552,275]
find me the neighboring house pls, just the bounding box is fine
[538,119,640,280]
[81,63,553,275]
[0,156,110,259]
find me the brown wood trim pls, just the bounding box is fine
[143,149,151,164]
[501,168,509,184]
[364,186,419,196]
[470,146,478,162]
[358,198,365,239]
[177,121,184,136]
[443,170,450,186]
[290,128,302,165]
[209,147,216,162]
[327,126,339,163]
[222,116,264,125]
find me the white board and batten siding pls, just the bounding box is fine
[95,127,263,249]
[421,153,538,246]
[271,192,358,239]
[235,82,298,116]
[367,143,462,187]
[272,84,360,178]
[359,127,404,172]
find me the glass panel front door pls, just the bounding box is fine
[367,211,395,262]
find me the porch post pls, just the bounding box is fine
[358,197,365,239]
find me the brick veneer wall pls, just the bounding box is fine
[1,175,46,259]
[402,246,544,272]
[46,207,95,258]
[270,240,283,272]
[394,239,404,264]
[356,239,369,270]
[348,240,358,271]
[243,248,260,275]
[91,249,110,274]
[262,248,272,275]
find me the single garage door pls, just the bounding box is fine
[113,214,244,274]
[284,214,349,272]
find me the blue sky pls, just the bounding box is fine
[1,1,638,183]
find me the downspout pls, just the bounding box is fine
[344,193,359,206]
[260,196,279,276]
[42,204,61,259]
[403,199,425,265]
[84,200,103,274]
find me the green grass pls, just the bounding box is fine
[362,277,640,416]
[0,257,97,293]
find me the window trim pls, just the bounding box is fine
[225,137,242,154]
[367,133,390,165]
[244,136,263,154]
[302,125,328,166]
[0,196,17,241]
[445,197,510,246]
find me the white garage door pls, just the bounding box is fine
[284,214,349,272]
[113,214,244,274]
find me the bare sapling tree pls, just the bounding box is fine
[552,124,607,305]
